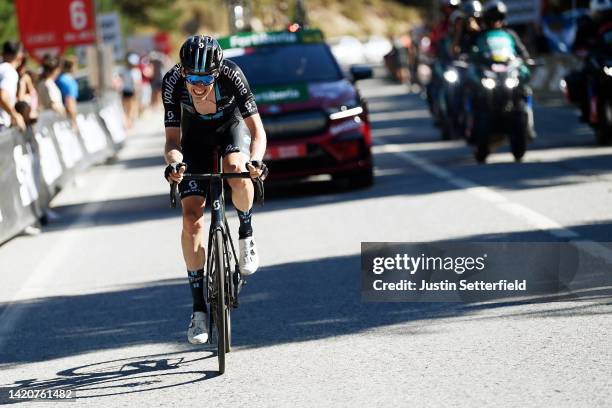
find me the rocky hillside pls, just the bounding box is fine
[122,0,424,54]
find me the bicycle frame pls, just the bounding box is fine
[168,150,260,373]
[204,151,242,315]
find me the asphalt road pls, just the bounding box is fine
[0,69,611,407]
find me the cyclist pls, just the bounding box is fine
[162,35,268,344]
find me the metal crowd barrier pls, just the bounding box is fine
[530,54,583,98]
[0,93,126,245]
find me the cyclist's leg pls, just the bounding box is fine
[222,120,259,275]
[179,149,212,296]
[179,157,212,343]
[222,120,253,213]
[180,195,207,271]
[178,151,210,270]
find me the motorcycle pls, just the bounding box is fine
[563,49,612,145]
[438,58,470,140]
[426,59,446,129]
[464,57,533,163]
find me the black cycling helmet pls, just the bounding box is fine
[483,0,508,25]
[179,35,223,74]
[463,0,483,18]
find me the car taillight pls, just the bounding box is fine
[361,119,372,146]
[327,139,362,161]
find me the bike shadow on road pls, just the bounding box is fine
[0,350,219,403]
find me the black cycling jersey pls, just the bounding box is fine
[162,59,258,198]
[162,59,259,131]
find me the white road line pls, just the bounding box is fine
[376,142,612,263]
[0,165,123,347]
[369,109,430,122]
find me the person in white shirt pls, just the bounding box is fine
[0,41,26,132]
[36,54,66,117]
[121,53,142,128]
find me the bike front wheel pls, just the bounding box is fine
[213,229,227,374]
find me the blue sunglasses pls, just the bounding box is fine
[185,73,216,86]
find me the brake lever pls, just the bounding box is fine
[253,177,264,206]
[170,182,178,208]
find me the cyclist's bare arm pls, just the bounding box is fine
[165,127,182,164]
[244,114,267,162]
[165,127,185,183]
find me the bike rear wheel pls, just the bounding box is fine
[213,229,227,374]
[225,304,231,352]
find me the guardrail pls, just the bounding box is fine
[0,93,126,245]
[530,54,583,98]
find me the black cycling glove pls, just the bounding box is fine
[164,162,186,181]
[247,160,269,180]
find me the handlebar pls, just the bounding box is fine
[181,172,252,180]
[170,172,264,208]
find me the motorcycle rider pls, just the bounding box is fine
[471,0,536,139]
[576,0,612,53]
[438,1,483,139]
[451,1,484,58]
[428,0,462,124]
[430,0,463,57]
[569,0,612,126]
[473,1,531,67]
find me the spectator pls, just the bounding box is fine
[149,50,167,107]
[16,54,39,125]
[138,54,153,113]
[55,56,79,124]
[36,54,66,116]
[121,53,142,127]
[0,41,26,132]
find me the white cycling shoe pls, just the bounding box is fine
[239,236,259,276]
[187,311,208,344]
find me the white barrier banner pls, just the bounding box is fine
[77,113,109,153]
[99,104,126,144]
[53,121,84,168]
[13,144,39,207]
[35,127,63,187]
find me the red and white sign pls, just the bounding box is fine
[15,0,96,59]
[154,32,172,56]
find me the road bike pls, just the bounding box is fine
[169,150,262,374]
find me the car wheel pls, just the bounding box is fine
[334,165,374,189]
[596,99,612,146]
